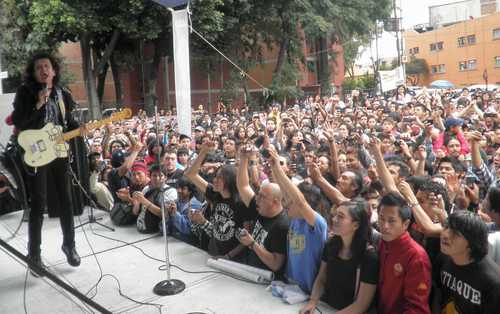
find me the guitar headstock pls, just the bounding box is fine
[110,108,132,122]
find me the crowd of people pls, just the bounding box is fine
[3,74,500,312]
[77,85,500,313]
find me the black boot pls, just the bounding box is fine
[27,254,46,277]
[61,245,81,267]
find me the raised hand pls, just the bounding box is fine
[415,145,427,161]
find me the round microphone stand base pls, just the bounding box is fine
[153,279,186,296]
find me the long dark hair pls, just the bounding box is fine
[327,201,371,265]
[24,52,61,87]
[217,164,240,204]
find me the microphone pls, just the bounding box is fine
[42,83,49,104]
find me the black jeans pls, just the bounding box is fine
[28,157,75,256]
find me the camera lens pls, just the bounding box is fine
[0,181,6,188]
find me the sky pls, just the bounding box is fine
[357,0,456,65]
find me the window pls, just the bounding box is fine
[468,59,477,70]
[467,35,476,45]
[409,47,419,55]
[431,64,446,74]
[494,28,500,40]
[430,42,443,51]
[459,59,478,71]
[495,56,500,68]
[458,36,466,47]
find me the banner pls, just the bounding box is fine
[379,66,404,93]
[172,8,192,137]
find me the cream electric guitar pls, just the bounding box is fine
[18,108,132,168]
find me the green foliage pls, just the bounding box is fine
[342,74,376,91]
[270,60,303,102]
[406,57,429,76]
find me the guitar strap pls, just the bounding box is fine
[55,87,67,130]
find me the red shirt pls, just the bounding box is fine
[378,231,432,314]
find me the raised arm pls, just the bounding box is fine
[268,147,316,226]
[237,146,256,207]
[368,137,400,195]
[415,145,428,176]
[184,142,212,194]
[117,141,143,177]
[398,181,443,237]
[323,123,341,180]
[309,163,349,206]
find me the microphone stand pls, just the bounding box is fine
[152,105,185,296]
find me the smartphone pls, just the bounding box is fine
[465,176,475,187]
[260,148,271,159]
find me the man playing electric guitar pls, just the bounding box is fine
[11,53,85,274]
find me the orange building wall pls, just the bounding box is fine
[404,12,500,87]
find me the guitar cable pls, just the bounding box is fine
[66,161,164,314]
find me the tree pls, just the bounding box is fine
[301,0,392,95]
[343,35,370,78]
[405,57,429,86]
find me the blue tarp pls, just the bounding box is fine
[152,0,189,8]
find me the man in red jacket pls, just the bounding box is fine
[377,192,432,314]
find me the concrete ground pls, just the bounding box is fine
[0,208,333,314]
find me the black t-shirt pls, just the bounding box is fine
[439,255,500,314]
[107,168,130,202]
[246,197,289,273]
[165,168,184,188]
[205,184,246,255]
[321,244,379,310]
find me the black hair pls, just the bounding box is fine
[487,186,500,213]
[327,200,371,265]
[217,164,240,204]
[437,156,465,174]
[24,52,61,87]
[149,163,167,176]
[298,182,324,211]
[177,176,197,194]
[387,159,411,179]
[378,192,412,223]
[446,210,489,262]
[147,139,165,158]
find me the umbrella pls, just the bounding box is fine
[430,80,454,89]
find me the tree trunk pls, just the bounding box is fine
[144,41,163,116]
[317,36,331,95]
[274,16,291,74]
[80,33,101,120]
[110,54,123,109]
[96,61,109,106]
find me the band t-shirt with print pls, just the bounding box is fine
[205,184,246,255]
[439,254,500,314]
[246,197,289,273]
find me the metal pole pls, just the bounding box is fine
[393,0,401,67]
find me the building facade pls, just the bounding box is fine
[59,37,344,112]
[404,11,500,87]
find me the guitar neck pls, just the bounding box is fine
[62,117,115,142]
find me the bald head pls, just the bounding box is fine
[261,182,282,202]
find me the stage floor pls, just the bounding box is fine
[0,208,334,313]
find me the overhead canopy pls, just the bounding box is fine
[430,80,454,89]
[152,0,189,8]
